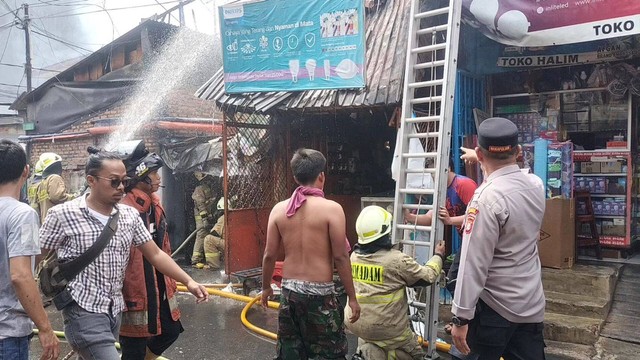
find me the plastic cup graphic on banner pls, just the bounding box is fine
[289,60,299,83]
[305,59,317,81]
[462,0,640,47]
[324,60,331,80]
[220,0,366,93]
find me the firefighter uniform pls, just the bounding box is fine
[203,198,225,269]
[34,153,74,223]
[27,158,45,211]
[346,206,444,360]
[191,172,217,265]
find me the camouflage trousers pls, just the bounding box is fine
[276,288,347,360]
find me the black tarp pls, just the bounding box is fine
[160,137,223,176]
[26,81,136,134]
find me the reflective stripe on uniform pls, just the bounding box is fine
[425,258,442,275]
[168,295,178,312]
[356,288,404,305]
[121,310,148,326]
[352,263,384,284]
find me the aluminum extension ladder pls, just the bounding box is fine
[392,0,462,358]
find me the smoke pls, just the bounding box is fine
[0,0,95,104]
[0,0,219,111]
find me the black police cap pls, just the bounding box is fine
[478,117,518,153]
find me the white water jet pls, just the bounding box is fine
[105,27,220,150]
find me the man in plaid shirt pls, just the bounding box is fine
[40,150,208,360]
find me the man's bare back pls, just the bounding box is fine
[271,196,345,283]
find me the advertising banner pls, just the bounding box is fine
[219,0,366,94]
[463,0,640,47]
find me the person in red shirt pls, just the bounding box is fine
[404,157,478,335]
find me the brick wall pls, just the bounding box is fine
[27,89,220,191]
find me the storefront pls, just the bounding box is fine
[455,20,640,259]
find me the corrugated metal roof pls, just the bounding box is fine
[195,0,409,113]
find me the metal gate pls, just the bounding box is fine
[222,111,288,273]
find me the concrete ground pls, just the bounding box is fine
[30,261,640,359]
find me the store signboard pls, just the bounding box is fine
[219,0,366,94]
[497,46,640,68]
[463,0,640,47]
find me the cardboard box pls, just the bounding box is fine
[581,162,601,174]
[539,198,575,269]
[602,224,626,237]
[600,161,622,173]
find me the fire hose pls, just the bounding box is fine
[177,284,454,353]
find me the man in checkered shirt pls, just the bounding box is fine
[40,150,209,360]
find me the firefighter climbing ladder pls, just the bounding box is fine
[392,0,462,357]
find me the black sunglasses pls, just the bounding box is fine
[94,176,131,189]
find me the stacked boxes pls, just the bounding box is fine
[591,198,626,216]
[574,177,607,194]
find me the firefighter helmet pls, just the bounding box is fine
[33,158,45,176]
[39,153,62,172]
[356,205,392,245]
[116,140,164,187]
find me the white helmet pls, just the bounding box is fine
[356,205,392,245]
[39,153,62,172]
[34,158,45,176]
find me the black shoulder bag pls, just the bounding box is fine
[38,210,120,310]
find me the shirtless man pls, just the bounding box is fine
[262,148,360,360]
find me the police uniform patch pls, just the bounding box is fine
[464,207,478,234]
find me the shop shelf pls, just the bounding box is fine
[573,173,627,177]
[589,194,626,198]
[593,215,626,219]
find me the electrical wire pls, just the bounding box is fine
[0,81,24,88]
[0,0,20,22]
[31,28,92,53]
[153,0,181,24]
[30,1,181,20]
[0,25,12,63]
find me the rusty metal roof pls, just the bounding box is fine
[195,0,409,113]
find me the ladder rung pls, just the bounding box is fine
[402,152,437,158]
[410,96,443,105]
[405,115,440,123]
[403,204,434,211]
[399,238,433,245]
[404,168,437,174]
[414,60,446,70]
[407,131,440,138]
[408,79,444,89]
[398,188,435,195]
[397,224,433,232]
[411,43,446,54]
[416,24,449,36]
[408,300,428,308]
[414,7,450,20]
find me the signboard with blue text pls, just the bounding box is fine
[219,0,366,94]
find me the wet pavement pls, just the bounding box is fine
[27,264,369,360]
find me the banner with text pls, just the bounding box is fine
[463,0,640,47]
[219,0,366,94]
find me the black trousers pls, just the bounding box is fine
[119,297,184,360]
[464,300,546,360]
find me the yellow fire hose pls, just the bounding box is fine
[236,294,454,353]
[35,283,457,358]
